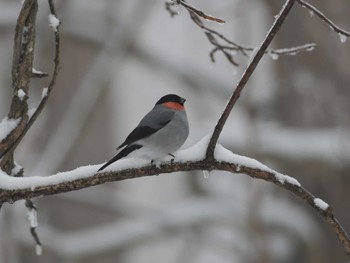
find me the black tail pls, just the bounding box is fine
[97,144,143,172]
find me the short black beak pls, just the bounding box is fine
[181,98,186,105]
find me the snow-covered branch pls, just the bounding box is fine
[0,136,349,255]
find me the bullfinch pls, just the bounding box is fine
[98,94,189,171]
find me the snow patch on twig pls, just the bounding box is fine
[26,206,38,228]
[41,87,48,99]
[36,244,42,255]
[10,163,22,176]
[17,89,26,101]
[48,14,60,32]
[275,172,301,186]
[32,68,44,75]
[314,198,329,211]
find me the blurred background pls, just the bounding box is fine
[0,0,350,262]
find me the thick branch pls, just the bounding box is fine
[205,0,296,160]
[0,155,349,255]
[0,0,38,172]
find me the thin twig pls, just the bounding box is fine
[297,0,350,37]
[25,199,42,253]
[269,43,316,55]
[205,0,297,160]
[188,11,249,56]
[180,1,225,24]
[209,43,316,62]
[24,0,61,130]
[166,1,316,66]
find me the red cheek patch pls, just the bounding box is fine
[162,102,184,110]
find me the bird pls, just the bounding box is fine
[97,94,189,171]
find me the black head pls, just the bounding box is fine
[155,94,186,106]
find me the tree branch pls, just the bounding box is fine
[0,0,38,173]
[25,199,42,255]
[0,0,61,161]
[0,142,349,255]
[205,0,296,160]
[179,1,225,24]
[166,0,314,67]
[297,0,350,38]
[0,0,59,253]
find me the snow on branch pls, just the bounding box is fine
[0,135,349,255]
[31,68,48,78]
[48,13,60,32]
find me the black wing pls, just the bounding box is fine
[117,106,175,149]
[117,126,159,149]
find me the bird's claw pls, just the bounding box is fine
[168,153,175,164]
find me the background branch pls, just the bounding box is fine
[0,0,60,161]
[297,0,350,38]
[0,0,38,172]
[166,0,314,66]
[0,0,59,255]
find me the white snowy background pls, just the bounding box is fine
[0,0,350,262]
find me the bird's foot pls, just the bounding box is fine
[168,153,175,164]
[151,160,162,168]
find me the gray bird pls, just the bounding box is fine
[98,94,189,171]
